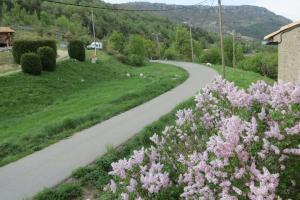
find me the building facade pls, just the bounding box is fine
[264,21,300,83]
[0,27,15,47]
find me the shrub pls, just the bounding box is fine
[20,53,42,75]
[128,54,144,66]
[105,77,300,199]
[68,40,85,61]
[33,183,82,200]
[200,46,221,64]
[37,47,56,71]
[237,52,278,79]
[164,46,178,60]
[13,40,57,64]
[107,31,125,53]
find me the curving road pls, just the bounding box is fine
[0,61,217,200]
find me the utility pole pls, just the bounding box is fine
[154,33,161,60]
[189,24,194,62]
[91,10,97,62]
[232,29,236,71]
[218,0,225,78]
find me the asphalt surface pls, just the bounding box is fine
[0,61,217,200]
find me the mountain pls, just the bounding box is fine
[118,2,292,40]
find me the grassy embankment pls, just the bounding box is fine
[33,65,274,200]
[0,51,188,166]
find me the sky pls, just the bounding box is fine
[103,0,300,21]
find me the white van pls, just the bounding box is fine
[87,42,102,50]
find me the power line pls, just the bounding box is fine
[41,0,211,12]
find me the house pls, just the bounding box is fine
[264,20,300,83]
[0,27,15,47]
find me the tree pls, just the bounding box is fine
[107,31,125,53]
[174,26,191,60]
[127,35,146,57]
[223,37,244,67]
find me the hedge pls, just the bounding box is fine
[68,40,85,61]
[37,47,56,71]
[20,53,42,75]
[13,40,57,64]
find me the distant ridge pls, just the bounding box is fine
[118,2,292,40]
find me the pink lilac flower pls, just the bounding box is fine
[264,121,284,140]
[121,193,129,200]
[285,122,300,135]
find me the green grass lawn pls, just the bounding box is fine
[0,51,188,166]
[33,64,275,200]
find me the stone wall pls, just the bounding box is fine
[274,28,300,84]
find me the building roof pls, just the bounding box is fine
[264,20,300,40]
[0,27,15,33]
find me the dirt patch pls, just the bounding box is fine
[0,64,19,74]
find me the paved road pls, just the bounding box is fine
[0,61,217,200]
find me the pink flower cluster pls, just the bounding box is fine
[106,77,300,199]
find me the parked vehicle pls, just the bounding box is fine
[87,42,102,50]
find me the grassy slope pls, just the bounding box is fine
[0,51,188,166]
[33,65,274,200]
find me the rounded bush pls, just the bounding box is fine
[68,40,85,62]
[13,40,57,64]
[128,54,144,66]
[21,53,42,75]
[37,47,56,71]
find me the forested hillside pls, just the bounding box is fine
[0,0,215,45]
[119,2,292,40]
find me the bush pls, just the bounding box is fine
[20,53,42,75]
[33,183,82,200]
[237,52,278,79]
[128,54,144,66]
[13,40,57,64]
[37,47,56,71]
[106,78,300,199]
[200,47,221,64]
[164,46,179,60]
[68,40,85,61]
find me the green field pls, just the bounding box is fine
[0,52,188,166]
[33,64,274,200]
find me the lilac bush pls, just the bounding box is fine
[105,77,300,199]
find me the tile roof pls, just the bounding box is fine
[0,27,15,33]
[264,20,300,40]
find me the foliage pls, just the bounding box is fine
[33,183,82,200]
[126,35,146,66]
[37,46,56,71]
[174,26,191,60]
[106,77,300,199]
[238,52,278,79]
[164,45,179,60]
[223,37,244,66]
[200,46,221,64]
[68,40,85,61]
[20,53,42,75]
[128,54,144,67]
[0,53,188,166]
[12,40,57,64]
[107,31,126,53]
